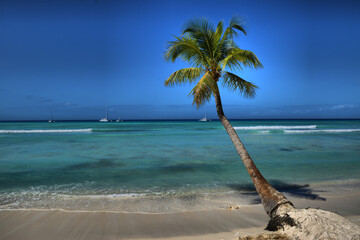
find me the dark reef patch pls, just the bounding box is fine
[279,146,305,152]
[65,158,125,170]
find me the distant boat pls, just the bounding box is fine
[199,105,211,122]
[99,107,109,122]
[48,112,55,123]
[116,112,123,122]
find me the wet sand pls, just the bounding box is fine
[1,185,359,240]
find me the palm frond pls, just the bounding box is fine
[182,18,217,60]
[183,18,215,36]
[164,35,207,67]
[188,72,215,108]
[215,16,247,65]
[165,67,206,87]
[221,48,263,71]
[214,20,224,42]
[222,71,258,98]
[229,15,247,36]
[213,20,226,64]
[221,16,247,45]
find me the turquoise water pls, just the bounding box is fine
[0,120,359,211]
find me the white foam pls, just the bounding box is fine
[0,129,93,133]
[284,129,360,134]
[258,130,270,134]
[234,125,317,130]
[59,193,147,199]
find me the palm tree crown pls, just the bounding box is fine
[164,16,263,107]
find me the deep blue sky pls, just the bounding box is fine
[1,0,360,120]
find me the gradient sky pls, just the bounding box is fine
[1,0,360,120]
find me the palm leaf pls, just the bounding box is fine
[221,48,263,71]
[222,71,258,98]
[164,68,206,87]
[188,72,215,108]
[224,16,247,37]
[164,35,208,67]
[220,15,247,45]
[182,18,216,60]
[214,20,224,42]
[229,15,247,36]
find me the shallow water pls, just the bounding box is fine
[0,120,359,211]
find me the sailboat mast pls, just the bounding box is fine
[49,111,55,122]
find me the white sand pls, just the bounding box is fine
[280,208,360,240]
[0,184,359,240]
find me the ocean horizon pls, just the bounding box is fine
[1,119,359,212]
[1,118,360,122]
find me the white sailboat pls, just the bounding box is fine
[99,107,109,122]
[48,112,55,123]
[116,112,123,122]
[199,105,211,122]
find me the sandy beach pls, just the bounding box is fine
[1,182,359,240]
[2,0,360,237]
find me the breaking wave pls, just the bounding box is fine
[0,129,93,134]
[234,125,317,130]
[284,129,360,134]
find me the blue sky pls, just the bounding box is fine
[1,0,360,120]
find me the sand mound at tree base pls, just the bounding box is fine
[240,208,360,240]
[239,232,291,239]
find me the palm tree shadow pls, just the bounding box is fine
[227,180,326,204]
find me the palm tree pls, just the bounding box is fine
[164,17,294,218]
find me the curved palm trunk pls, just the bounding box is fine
[213,87,294,218]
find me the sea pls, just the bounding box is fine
[0,120,359,213]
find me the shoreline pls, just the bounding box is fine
[1,184,359,240]
[1,178,359,213]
